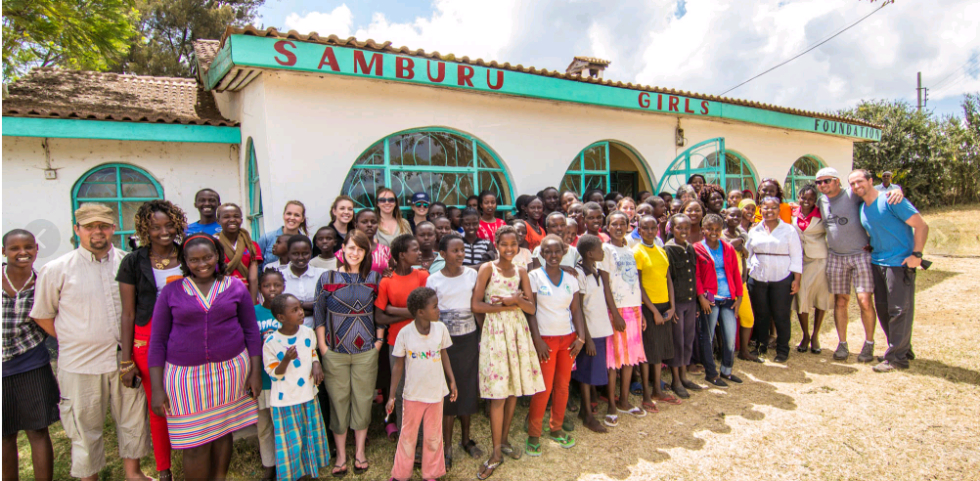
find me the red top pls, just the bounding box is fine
[793,205,822,232]
[224,241,263,288]
[477,218,506,242]
[692,240,744,298]
[375,269,430,346]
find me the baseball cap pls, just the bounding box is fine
[815,167,839,179]
[75,203,116,226]
[411,192,430,204]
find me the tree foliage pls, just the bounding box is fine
[2,0,138,81]
[838,93,980,208]
[113,0,262,77]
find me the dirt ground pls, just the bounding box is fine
[18,206,980,480]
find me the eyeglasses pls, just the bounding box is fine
[414,202,430,209]
[377,197,397,204]
[815,178,835,186]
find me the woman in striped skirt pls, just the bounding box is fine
[149,235,263,479]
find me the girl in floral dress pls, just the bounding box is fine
[473,226,544,480]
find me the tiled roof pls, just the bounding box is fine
[2,68,237,126]
[192,39,222,78]
[206,26,880,130]
[573,56,611,66]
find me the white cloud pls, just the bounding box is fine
[284,4,354,38]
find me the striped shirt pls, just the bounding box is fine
[462,238,494,267]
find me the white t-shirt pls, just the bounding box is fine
[532,245,582,269]
[575,266,613,339]
[875,183,901,193]
[152,266,183,294]
[263,326,319,407]
[426,268,479,336]
[278,265,325,328]
[599,242,642,308]
[528,268,578,337]
[392,322,453,403]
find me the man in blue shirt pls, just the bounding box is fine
[184,188,222,236]
[848,170,929,373]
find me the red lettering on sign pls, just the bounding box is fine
[487,70,504,90]
[427,61,445,82]
[668,96,680,112]
[701,101,710,115]
[458,65,475,87]
[396,57,415,79]
[274,41,297,66]
[657,94,663,110]
[684,98,695,114]
[317,46,339,71]
[638,92,650,108]
[353,51,383,76]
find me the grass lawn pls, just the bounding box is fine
[15,204,980,480]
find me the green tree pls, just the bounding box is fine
[837,93,980,208]
[2,0,137,81]
[113,0,262,77]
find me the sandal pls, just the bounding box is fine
[603,414,619,427]
[618,406,647,417]
[331,463,348,478]
[549,432,576,449]
[641,401,659,413]
[353,458,369,475]
[476,459,502,480]
[385,423,398,442]
[525,438,542,457]
[500,443,523,460]
[657,395,682,405]
[460,439,484,459]
[797,340,810,353]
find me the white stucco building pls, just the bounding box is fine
[2,26,881,266]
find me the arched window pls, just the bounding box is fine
[72,164,164,249]
[657,138,757,195]
[246,138,264,236]
[342,128,513,211]
[560,141,656,198]
[784,155,824,200]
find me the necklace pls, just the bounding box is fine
[3,265,35,298]
[151,245,177,269]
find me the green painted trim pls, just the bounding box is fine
[783,155,825,199]
[70,163,165,250]
[2,117,241,144]
[205,43,235,91]
[246,138,265,237]
[223,35,880,141]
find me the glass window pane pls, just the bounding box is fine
[77,182,118,198]
[86,167,118,183]
[476,146,500,169]
[342,168,385,209]
[560,174,579,195]
[583,174,606,193]
[391,132,472,168]
[582,145,606,171]
[354,141,385,166]
[119,168,152,184]
[120,202,141,233]
[122,183,158,198]
[478,171,510,207]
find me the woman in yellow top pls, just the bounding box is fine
[753,178,793,224]
[633,215,681,413]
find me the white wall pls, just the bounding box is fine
[1,136,241,265]
[234,70,856,232]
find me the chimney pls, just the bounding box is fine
[566,56,611,79]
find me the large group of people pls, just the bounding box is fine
[2,167,929,481]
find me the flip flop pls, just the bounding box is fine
[331,463,348,478]
[618,406,647,417]
[353,459,369,475]
[525,438,542,457]
[549,432,576,449]
[603,414,619,427]
[641,401,659,413]
[476,459,502,480]
[501,443,523,460]
[657,395,682,405]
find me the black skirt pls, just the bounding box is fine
[2,364,60,436]
[444,331,479,417]
[642,303,675,365]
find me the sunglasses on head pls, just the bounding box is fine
[414,202,430,208]
[377,197,397,204]
[815,178,835,186]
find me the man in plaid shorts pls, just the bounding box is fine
[815,168,904,362]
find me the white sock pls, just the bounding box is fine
[865,340,874,346]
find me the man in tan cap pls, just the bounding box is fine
[30,203,152,481]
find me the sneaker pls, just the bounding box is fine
[722,373,743,384]
[907,347,915,360]
[706,377,729,388]
[773,354,788,363]
[873,361,896,373]
[833,342,849,361]
[857,342,875,363]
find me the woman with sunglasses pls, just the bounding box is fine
[375,187,411,248]
[408,192,431,234]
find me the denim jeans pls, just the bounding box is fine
[699,298,737,379]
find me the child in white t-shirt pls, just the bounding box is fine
[387,287,458,481]
[263,294,330,481]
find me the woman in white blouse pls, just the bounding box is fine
[746,197,802,363]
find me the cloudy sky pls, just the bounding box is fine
[256,0,979,119]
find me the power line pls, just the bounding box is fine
[931,63,967,90]
[932,71,972,96]
[719,3,889,96]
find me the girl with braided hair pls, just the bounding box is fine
[698,183,727,215]
[116,199,189,480]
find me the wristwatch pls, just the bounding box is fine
[912,251,923,258]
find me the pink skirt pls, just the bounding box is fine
[606,306,647,369]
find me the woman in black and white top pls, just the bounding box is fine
[746,197,803,363]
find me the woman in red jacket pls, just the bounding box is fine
[693,213,745,388]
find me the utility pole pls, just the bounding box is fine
[916,72,929,111]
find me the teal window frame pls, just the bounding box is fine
[342,128,515,213]
[560,142,611,196]
[71,163,164,250]
[656,138,758,196]
[246,138,264,237]
[784,155,825,200]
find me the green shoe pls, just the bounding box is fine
[525,438,542,457]
[549,432,576,449]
